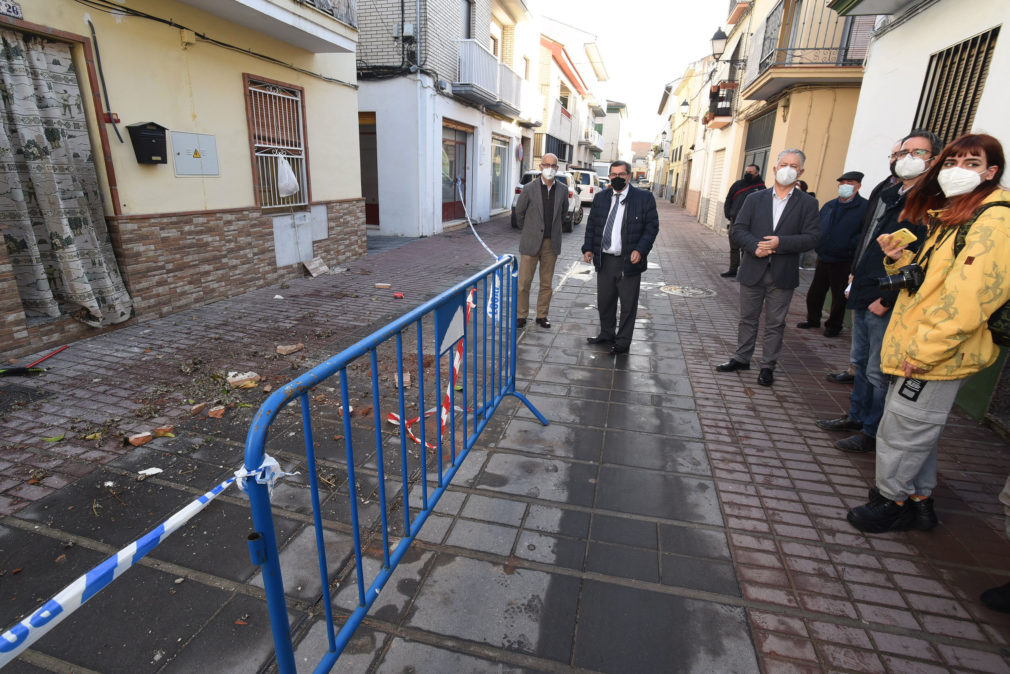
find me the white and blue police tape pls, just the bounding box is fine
[0,455,292,666]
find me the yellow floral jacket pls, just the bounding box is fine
[880,189,1010,380]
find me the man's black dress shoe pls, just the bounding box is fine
[715,359,750,372]
[826,370,854,384]
[815,415,862,432]
[586,335,614,345]
[720,270,737,278]
[847,498,914,533]
[610,344,629,355]
[834,432,875,453]
[797,321,820,329]
[757,368,774,386]
[981,582,1010,613]
[536,317,551,329]
[824,326,842,337]
[516,318,527,328]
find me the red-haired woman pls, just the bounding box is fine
[846,134,1010,542]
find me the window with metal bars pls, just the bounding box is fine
[244,74,309,209]
[913,27,1000,144]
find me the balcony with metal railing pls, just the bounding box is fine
[741,0,877,101]
[518,80,544,128]
[453,39,499,106]
[488,62,522,119]
[579,127,603,151]
[178,0,356,51]
[704,82,736,129]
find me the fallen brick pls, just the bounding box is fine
[190,402,206,416]
[128,432,153,447]
[208,405,226,418]
[276,343,304,356]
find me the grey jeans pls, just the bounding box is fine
[875,377,965,501]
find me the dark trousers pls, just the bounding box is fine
[805,259,851,330]
[597,253,641,348]
[728,228,740,271]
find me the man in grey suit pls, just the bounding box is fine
[515,153,568,329]
[716,149,820,386]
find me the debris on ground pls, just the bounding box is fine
[274,295,284,299]
[190,402,207,415]
[276,343,304,356]
[208,405,226,418]
[304,257,329,277]
[138,467,163,478]
[395,372,411,388]
[374,282,391,289]
[128,432,153,447]
[227,371,261,388]
[393,292,404,299]
[154,426,174,437]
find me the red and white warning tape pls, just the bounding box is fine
[387,290,475,448]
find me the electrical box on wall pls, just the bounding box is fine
[171,132,219,176]
[126,122,168,164]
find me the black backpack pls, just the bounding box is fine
[951,201,1010,346]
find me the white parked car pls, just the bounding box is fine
[510,170,582,232]
[569,169,601,207]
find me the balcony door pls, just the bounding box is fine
[442,123,470,221]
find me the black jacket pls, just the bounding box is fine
[724,176,765,220]
[582,185,660,275]
[847,183,926,311]
[815,194,868,262]
[731,187,820,289]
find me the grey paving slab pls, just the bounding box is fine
[585,540,659,582]
[605,400,703,438]
[493,418,604,461]
[513,395,608,427]
[573,580,758,673]
[476,453,597,506]
[602,429,712,476]
[595,465,722,525]
[377,638,547,673]
[405,554,580,663]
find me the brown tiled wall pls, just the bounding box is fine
[0,199,365,360]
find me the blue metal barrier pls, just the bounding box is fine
[243,254,547,672]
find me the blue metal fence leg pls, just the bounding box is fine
[247,480,297,673]
[505,256,548,426]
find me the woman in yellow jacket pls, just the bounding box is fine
[847,133,1010,535]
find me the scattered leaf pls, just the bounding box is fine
[234,619,248,626]
[42,434,65,442]
[84,431,103,441]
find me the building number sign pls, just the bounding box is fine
[0,1,23,20]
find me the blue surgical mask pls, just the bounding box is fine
[837,184,855,199]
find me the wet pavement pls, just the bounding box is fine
[1,200,1010,672]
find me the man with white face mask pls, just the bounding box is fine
[716,149,820,387]
[816,130,939,454]
[515,153,568,329]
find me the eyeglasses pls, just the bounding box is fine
[609,172,628,178]
[894,149,932,159]
[541,162,558,169]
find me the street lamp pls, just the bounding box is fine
[680,100,689,116]
[711,28,728,60]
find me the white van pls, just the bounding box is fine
[570,170,601,207]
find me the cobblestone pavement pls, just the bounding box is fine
[1,200,1009,672]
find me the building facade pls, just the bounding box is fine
[1,0,364,360]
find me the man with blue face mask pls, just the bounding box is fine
[798,171,868,337]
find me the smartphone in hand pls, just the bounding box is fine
[888,227,918,248]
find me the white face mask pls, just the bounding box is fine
[775,166,798,186]
[541,167,557,181]
[937,166,983,198]
[894,154,927,180]
[837,184,855,199]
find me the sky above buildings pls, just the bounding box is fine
[536,1,729,142]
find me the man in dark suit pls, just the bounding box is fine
[514,152,568,329]
[716,149,820,386]
[582,160,660,355]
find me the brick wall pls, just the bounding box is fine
[0,199,365,360]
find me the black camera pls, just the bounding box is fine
[878,263,925,293]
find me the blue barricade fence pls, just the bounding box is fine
[243,254,547,672]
